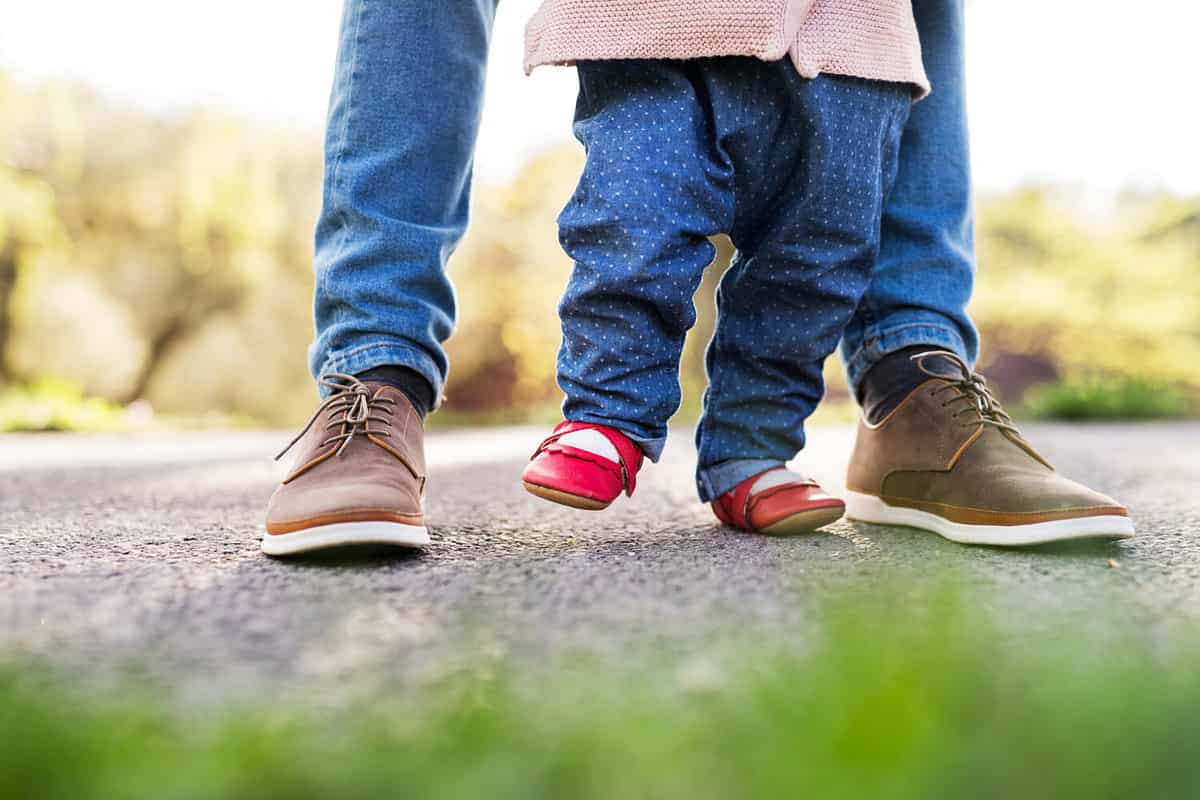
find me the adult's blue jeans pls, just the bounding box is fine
[310,0,978,421]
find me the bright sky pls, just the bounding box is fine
[2,0,1197,194]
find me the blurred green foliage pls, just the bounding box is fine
[1024,375,1193,420]
[1,72,1197,429]
[0,377,124,432]
[5,584,1200,799]
[0,72,320,426]
[972,189,1200,404]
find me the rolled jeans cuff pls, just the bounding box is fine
[315,340,444,405]
[696,458,785,503]
[563,412,668,464]
[842,322,970,397]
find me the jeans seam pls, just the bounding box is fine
[324,0,365,280]
[854,98,907,346]
[696,311,730,485]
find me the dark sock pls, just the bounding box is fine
[857,346,959,425]
[355,365,435,419]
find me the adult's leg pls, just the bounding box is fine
[263,0,497,556]
[839,0,978,393]
[309,0,498,405]
[839,0,1133,546]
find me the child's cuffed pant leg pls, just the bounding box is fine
[556,60,735,459]
[695,75,911,500]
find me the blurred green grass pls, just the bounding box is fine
[0,377,126,432]
[3,377,1193,433]
[0,378,256,432]
[5,586,1200,799]
[1023,375,1194,420]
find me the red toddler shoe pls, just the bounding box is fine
[712,467,844,534]
[522,421,645,510]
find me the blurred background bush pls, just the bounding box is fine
[1,1,1197,430]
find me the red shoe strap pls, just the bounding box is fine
[724,469,764,530]
[533,421,645,496]
[724,467,816,529]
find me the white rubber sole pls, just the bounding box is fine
[845,491,1134,547]
[261,520,430,556]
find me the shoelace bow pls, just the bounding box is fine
[912,350,1020,434]
[275,373,396,461]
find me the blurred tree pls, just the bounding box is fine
[0,75,68,384]
[1,72,315,411]
[0,70,1196,427]
[65,110,293,402]
[973,189,1200,396]
[0,172,60,384]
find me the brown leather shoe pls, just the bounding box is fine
[263,374,429,556]
[845,352,1133,546]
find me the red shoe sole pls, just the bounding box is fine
[756,503,845,535]
[523,481,612,511]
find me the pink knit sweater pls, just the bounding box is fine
[525,0,930,99]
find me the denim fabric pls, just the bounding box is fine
[308,0,977,463]
[309,0,498,402]
[556,59,910,500]
[839,0,979,391]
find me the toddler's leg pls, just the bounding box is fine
[695,74,911,502]
[556,60,736,461]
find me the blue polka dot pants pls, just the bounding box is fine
[555,57,911,501]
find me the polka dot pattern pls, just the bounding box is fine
[554,57,910,484]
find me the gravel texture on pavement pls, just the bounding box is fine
[2,423,1197,704]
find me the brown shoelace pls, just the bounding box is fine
[912,351,1020,434]
[275,373,397,460]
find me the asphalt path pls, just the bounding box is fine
[2,423,1197,703]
